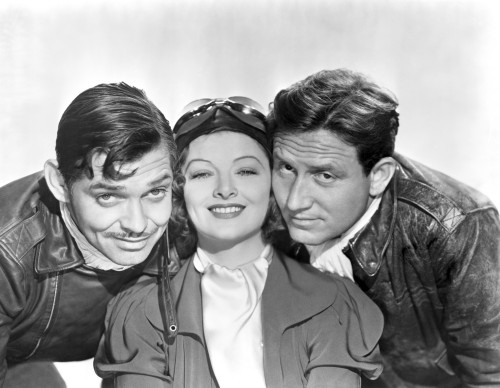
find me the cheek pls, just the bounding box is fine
[72,202,119,233]
[271,174,288,201]
[148,199,173,225]
[323,186,369,222]
[183,184,199,208]
[250,185,272,213]
[248,175,271,198]
[183,184,206,220]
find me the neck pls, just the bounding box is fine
[198,232,267,269]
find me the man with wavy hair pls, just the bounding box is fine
[0,83,178,387]
[269,68,500,387]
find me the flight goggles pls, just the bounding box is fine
[173,97,268,152]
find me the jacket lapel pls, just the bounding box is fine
[261,250,339,387]
[35,206,84,274]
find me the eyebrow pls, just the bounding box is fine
[309,163,341,172]
[185,156,267,170]
[89,182,126,192]
[88,172,172,192]
[147,172,173,187]
[234,155,267,168]
[273,152,341,172]
[184,158,211,171]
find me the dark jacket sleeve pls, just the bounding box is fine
[0,247,29,386]
[306,276,384,387]
[434,207,500,386]
[94,279,172,388]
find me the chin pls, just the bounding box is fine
[289,229,329,246]
[108,253,150,267]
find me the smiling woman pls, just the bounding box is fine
[182,131,271,266]
[95,97,386,388]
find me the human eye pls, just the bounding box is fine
[237,168,257,176]
[147,187,169,201]
[189,170,213,180]
[96,193,119,207]
[314,171,336,184]
[275,161,295,176]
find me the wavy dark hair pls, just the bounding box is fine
[56,82,177,186]
[168,141,285,261]
[268,68,399,175]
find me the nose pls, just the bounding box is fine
[121,200,148,234]
[285,176,312,212]
[213,174,237,200]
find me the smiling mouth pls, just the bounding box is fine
[116,236,150,242]
[109,232,155,242]
[208,205,245,219]
[210,206,244,214]
[109,236,152,252]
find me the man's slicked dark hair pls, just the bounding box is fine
[268,69,399,174]
[56,82,177,186]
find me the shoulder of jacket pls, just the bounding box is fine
[393,154,496,232]
[0,206,46,264]
[0,173,58,262]
[274,251,341,296]
[111,277,159,318]
[0,172,45,235]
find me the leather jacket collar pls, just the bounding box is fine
[345,169,398,278]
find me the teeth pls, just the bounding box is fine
[211,206,242,214]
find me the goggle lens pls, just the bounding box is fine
[173,97,266,137]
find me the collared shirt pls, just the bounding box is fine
[307,196,382,280]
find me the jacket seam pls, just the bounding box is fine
[0,213,44,264]
[400,197,496,235]
[0,216,22,238]
[398,197,459,234]
[22,271,59,361]
[0,245,29,317]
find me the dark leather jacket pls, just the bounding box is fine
[0,172,164,386]
[289,154,500,387]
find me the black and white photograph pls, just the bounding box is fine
[1,0,499,387]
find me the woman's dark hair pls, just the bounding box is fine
[56,82,177,186]
[268,69,399,175]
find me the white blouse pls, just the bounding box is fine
[193,244,272,388]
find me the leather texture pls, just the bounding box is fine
[284,153,500,387]
[0,172,162,387]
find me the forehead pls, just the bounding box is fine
[186,131,269,162]
[81,146,173,186]
[273,128,358,165]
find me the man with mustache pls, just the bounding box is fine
[0,83,178,387]
[269,69,500,387]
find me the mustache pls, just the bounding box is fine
[103,228,160,239]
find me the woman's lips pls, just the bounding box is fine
[208,204,245,219]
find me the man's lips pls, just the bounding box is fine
[110,234,156,252]
[287,214,319,229]
[208,204,245,219]
[113,235,151,242]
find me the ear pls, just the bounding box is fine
[44,159,70,203]
[368,157,396,197]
